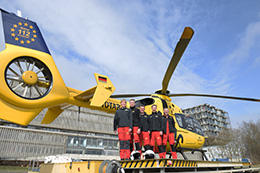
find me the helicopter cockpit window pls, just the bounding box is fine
[135,98,155,107]
[175,114,204,136]
[185,117,194,131]
[192,119,204,136]
[175,113,184,128]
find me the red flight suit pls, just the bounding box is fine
[140,112,151,151]
[162,115,177,159]
[114,107,132,159]
[149,111,164,158]
[130,106,141,154]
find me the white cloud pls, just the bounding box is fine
[0,0,232,108]
[222,21,260,75]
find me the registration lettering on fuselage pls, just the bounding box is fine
[102,101,120,110]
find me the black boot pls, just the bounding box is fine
[144,145,150,151]
[171,145,176,152]
[158,145,165,159]
[135,143,141,151]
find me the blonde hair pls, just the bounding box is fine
[121,99,127,104]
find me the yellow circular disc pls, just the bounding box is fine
[22,71,38,85]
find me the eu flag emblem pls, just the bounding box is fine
[0,9,50,54]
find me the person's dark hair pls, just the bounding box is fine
[130,99,135,102]
[151,104,157,108]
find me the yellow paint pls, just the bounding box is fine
[41,106,64,124]
[39,161,103,173]
[0,44,69,125]
[0,98,42,125]
[22,71,38,85]
[181,27,194,39]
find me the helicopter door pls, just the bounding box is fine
[175,114,196,148]
[184,117,197,146]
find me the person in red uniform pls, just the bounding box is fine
[162,108,177,159]
[129,99,141,154]
[139,105,151,152]
[149,104,164,158]
[114,99,132,160]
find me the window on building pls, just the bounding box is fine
[107,140,113,149]
[113,140,118,149]
[78,137,85,147]
[67,137,74,147]
[82,139,87,147]
[103,139,108,147]
[97,139,103,147]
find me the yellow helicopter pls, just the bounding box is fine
[0,9,260,157]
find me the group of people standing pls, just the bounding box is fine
[113,99,177,160]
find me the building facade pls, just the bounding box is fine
[182,104,231,137]
[0,107,119,160]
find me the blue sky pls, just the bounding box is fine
[1,0,260,127]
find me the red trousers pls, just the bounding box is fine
[150,131,164,158]
[150,131,162,146]
[132,126,141,153]
[163,132,175,145]
[162,132,177,159]
[118,127,131,159]
[141,131,150,146]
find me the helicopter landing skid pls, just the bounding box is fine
[168,147,208,161]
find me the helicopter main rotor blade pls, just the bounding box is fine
[110,94,151,98]
[168,93,260,102]
[160,27,194,94]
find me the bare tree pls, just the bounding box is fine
[240,120,260,164]
[204,120,260,164]
[205,128,232,146]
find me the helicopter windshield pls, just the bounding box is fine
[135,98,155,107]
[175,113,204,136]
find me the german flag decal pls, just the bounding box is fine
[98,76,107,83]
